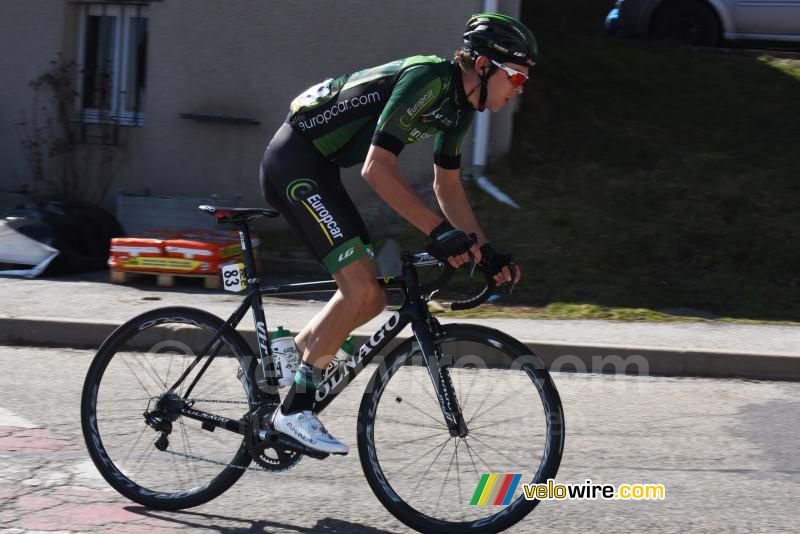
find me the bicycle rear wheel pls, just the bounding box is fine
[357,324,564,533]
[81,307,256,509]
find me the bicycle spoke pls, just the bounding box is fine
[178,418,201,486]
[378,416,444,431]
[411,437,453,494]
[377,430,447,450]
[139,350,170,390]
[469,413,538,432]
[462,438,494,474]
[468,430,540,444]
[131,440,158,480]
[466,434,521,470]
[463,437,481,479]
[119,423,151,467]
[129,350,169,392]
[468,381,529,426]
[165,354,176,390]
[393,434,453,475]
[435,438,460,515]
[384,386,445,428]
[455,439,464,521]
[119,355,155,399]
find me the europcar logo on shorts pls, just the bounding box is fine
[470,474,522,506]
[286,179,318,203]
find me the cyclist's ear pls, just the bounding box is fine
[476,55,490,74]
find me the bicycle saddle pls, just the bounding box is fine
[199,205,280,224]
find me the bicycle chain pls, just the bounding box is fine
[190,399,250,405]
[159,399,300,473]
[158,448,273,473]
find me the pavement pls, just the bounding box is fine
[1,270,800,381]
[4,346,800,532]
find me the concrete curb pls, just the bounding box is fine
[2,316,799,381]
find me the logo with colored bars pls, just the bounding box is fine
[470,474,522,506]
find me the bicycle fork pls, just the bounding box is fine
[412,321,469,438]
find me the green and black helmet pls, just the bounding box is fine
[463,12,539,67]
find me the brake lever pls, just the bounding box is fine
[507,262,517,296]
[467,234,479,281]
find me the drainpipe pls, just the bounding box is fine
[470,0,521,209]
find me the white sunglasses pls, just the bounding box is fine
[490,59,529,86]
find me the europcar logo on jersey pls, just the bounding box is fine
[406,88,434,118]
[285,179,318,203]
[470,474,522,506]
[295,91,381,131]
[400,88,435,129]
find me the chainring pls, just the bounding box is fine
[244,405,302,472]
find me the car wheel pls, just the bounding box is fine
[650,0,721,46]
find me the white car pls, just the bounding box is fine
[606,0,800,46]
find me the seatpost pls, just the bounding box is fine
[234,222,259,283]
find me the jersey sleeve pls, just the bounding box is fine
[433,110,474,170]
[372,65,443,156]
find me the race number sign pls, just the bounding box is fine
[221,263,247,292]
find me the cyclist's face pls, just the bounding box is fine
[485,61,528,112]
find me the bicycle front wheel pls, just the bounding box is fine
[357,324,564,534]
[81,307,256,510]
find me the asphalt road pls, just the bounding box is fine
[1,345,798,533]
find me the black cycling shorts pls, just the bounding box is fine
[260,122,374,274]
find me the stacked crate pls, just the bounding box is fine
[109,229,245,289]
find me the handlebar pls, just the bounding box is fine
[410,253,498,311]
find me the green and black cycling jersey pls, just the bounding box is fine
[261,55,476,275]
[286,55,475,169]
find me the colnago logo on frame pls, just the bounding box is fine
[470,474,522,506]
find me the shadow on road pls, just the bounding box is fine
[126,506,399,533]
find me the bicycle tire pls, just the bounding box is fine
[81,306,256,510]
[357,324,564,533]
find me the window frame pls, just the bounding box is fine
[76,2,148,126]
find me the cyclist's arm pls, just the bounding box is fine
[433,164,488,253]
[434,164,520,284]
[361,145,443,235]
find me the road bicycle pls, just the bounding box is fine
[81,205,565,533]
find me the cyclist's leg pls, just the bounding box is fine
[297,256,385,365]
[260,124,384,452]
[293,174,384,355]
[262,123,384,362]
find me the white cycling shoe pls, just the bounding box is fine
[271,409,349,455]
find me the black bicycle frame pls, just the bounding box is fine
[169,221,467,438]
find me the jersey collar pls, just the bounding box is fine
[452,63,471,110]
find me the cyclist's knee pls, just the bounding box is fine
[363,283,386,316]
[343,280,384,316]
[334,259,384,315]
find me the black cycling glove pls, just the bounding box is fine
[426,221,474,261]
[480,243,515,279]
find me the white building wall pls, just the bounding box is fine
[1,0,521,234]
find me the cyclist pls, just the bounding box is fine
[259,13,534,454]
